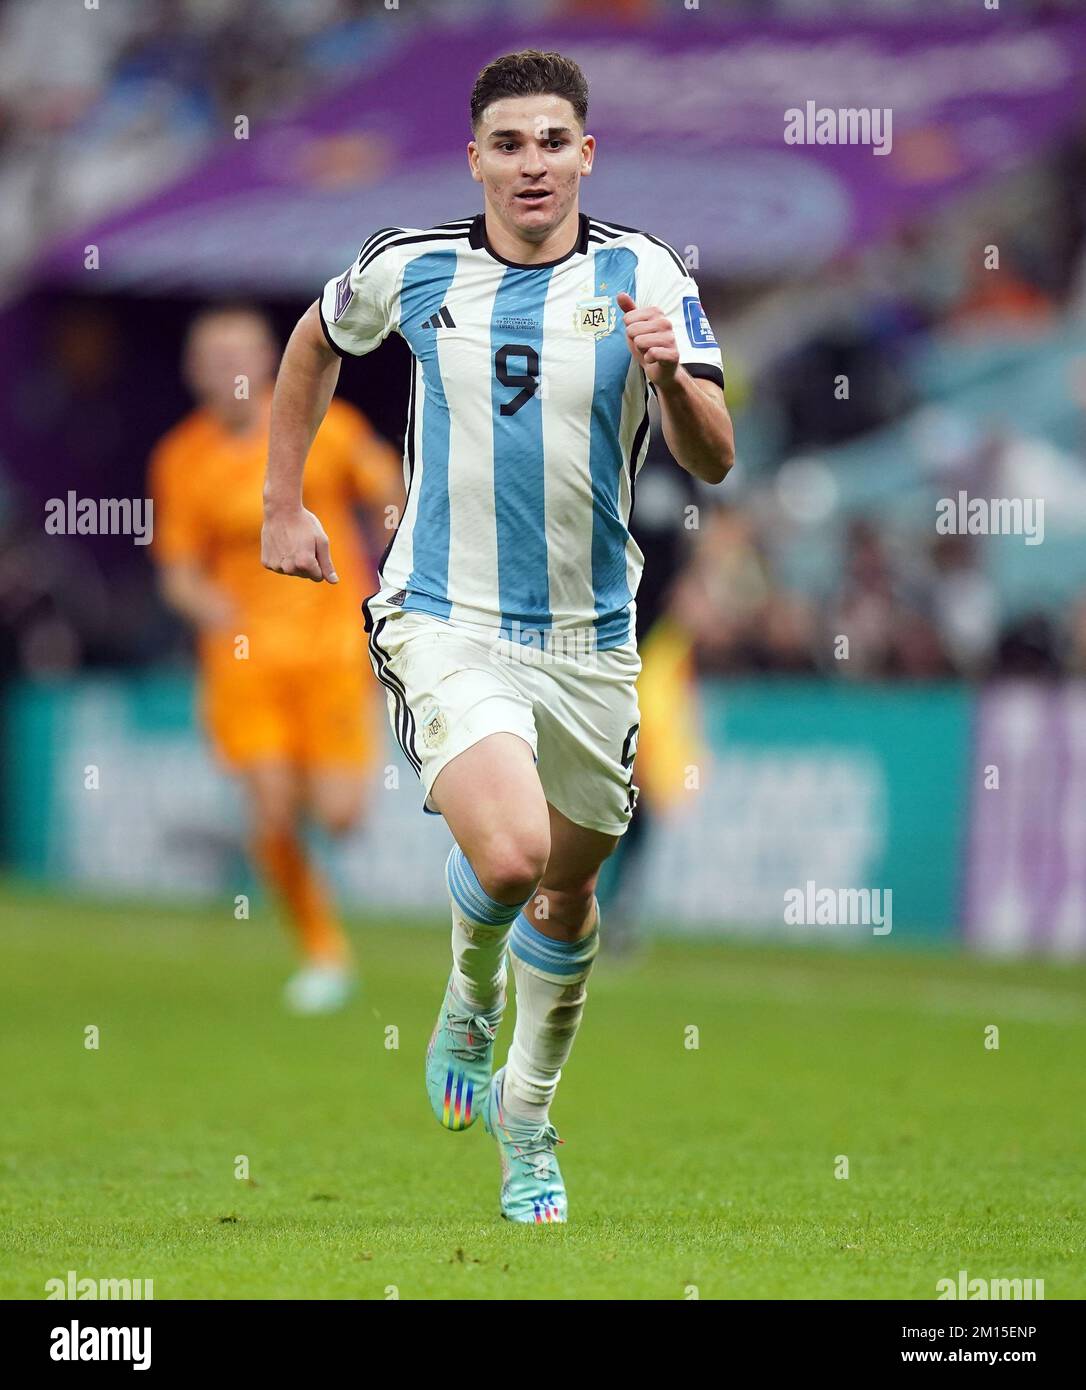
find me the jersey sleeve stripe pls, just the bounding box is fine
[356,226,405,268]
[588,218,690,278]
[317,296,350,359]
[681,362,724,389]
[358,227,473,277]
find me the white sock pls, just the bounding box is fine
[503,903,600,1122]
[445,844,534,1013]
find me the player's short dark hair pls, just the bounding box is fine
[183,302,274,352]
[186,302,271,336]
[470,49,589,132]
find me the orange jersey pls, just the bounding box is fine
[149,393,400,675]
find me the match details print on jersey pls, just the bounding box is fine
[318,212,724,651]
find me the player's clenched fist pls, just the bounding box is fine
[261,506,339,583]
[616,291,680,387]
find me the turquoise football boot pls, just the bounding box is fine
[425,975,503,1131]
[483,1066,567,1224]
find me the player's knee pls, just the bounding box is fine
[305,773,366,837]
[541,861,604,901]
[318,807,358,837]
[542,878,598,919]
[249,791,294,838]
[313,794,363,838]
[242,767,299,834]
[474,834,549,906]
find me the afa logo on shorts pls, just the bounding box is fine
[421,706,448,750]
[682,295,717,347]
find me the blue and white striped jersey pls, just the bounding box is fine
[318,211,724,651]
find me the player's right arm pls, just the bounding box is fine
[157,561,237,632]
[261,301,342,583]
[263,231,403,583]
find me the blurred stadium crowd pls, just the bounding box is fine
[666,127,1086,682]
[2,0,1081,282]
[2,0,1086,686]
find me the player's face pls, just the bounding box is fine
[469,94,593,243]
[183,316,276,420]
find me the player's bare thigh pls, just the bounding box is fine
[239,760,299,834]
[428,731,550,905]
[304,766,368,837]
[240,760,368,838]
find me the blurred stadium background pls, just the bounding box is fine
[3,0,1086,954]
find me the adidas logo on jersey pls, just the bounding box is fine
[421,306,456,330]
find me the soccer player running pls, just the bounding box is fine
[150,305,403,1014]
[262,51,734,1221]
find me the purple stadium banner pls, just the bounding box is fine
[37,14,1086,292]
[964,683,1086,956]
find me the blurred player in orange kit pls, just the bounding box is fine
[148,305,403,1013]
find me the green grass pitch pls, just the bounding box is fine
[1,878,1082,1300]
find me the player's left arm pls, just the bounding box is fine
[618,266,734,485]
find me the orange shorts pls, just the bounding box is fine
[202,657,380,771]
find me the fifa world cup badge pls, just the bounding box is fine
[573,296,617,341]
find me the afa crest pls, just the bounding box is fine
[573,296,616,341]
[421,707,448,750]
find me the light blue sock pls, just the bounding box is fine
[445,845,537,1011]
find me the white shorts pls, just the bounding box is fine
[365,607,641,837]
